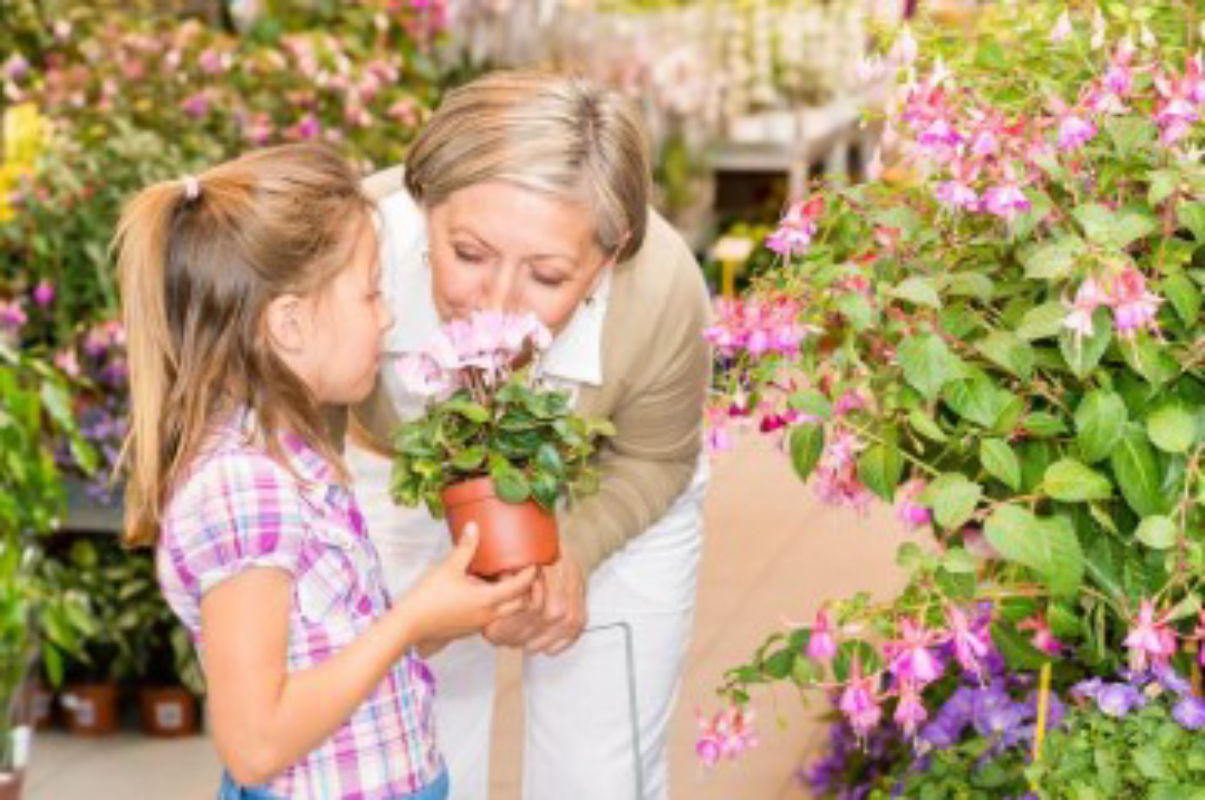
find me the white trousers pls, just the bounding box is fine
[347,444,706,800]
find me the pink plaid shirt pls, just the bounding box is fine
[157,410,443,799]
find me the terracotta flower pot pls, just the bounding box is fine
[60,683,119,736]
[442,478,559,578]
[0,771,23,800]
[138,687,198,737]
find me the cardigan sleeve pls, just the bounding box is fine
[560,238,712,575]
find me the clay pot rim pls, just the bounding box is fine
[441,476,496,506]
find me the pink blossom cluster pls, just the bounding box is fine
[1062,267,1162,341]
[812,426,874,512]
[764,197,825,257]
[703,296,808,358]
[694,705,758,767]
[396,311,552,399]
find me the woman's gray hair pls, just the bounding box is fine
[404,70,651,261]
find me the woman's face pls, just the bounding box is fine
[426,181,614,333]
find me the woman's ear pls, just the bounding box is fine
[264,293,310,355]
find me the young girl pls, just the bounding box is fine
[114,143,536,800]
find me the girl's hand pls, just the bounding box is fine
[401,523,538,644]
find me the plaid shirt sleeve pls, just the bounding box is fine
[177,450,309,597]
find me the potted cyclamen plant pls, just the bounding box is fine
[390,311,614,577]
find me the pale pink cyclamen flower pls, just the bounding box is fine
[945,604,991,678]
[894,679,929,737]
[765,197,824,257]
[884,617,944,684]
[895,478,931,529]
[838,660,883,739]
[1017,613,1064,655]
[1123,600,1177,673]
[1050,10,1072,44]
[807,607,839,662]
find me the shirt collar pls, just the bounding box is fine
[378,192,609,388]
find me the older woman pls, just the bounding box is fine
[346,70,710,799]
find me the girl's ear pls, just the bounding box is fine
[264,293,310,355]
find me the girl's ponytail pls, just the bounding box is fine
[114,178,194,546]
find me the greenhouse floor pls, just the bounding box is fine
[25,437,912,800]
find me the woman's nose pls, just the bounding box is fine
[482,264,521,312]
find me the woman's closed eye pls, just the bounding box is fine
[454,247,488,265]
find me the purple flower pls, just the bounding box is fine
[181,91,211,118]
[946,605,991,678]
[1056,115,1097,151]
[983,184,1032,221]
[1171,696,1205,730]
[198,48,226,75]
[1153,663,1192,696]
[3,53,29,82]
[32,280,54,308]
[1095,683,1145,718]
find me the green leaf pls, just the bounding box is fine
[857,440,904,502]
[1162,272,1201,326]
[980,439,1022,490]
[1020,235,1085,280]
[1104,116,1157,156]
[926,474,982,530]
[897,334,965,400]
[1075,390,1128,464]
[991,621,1051,670]
[945,273,995,301]
[1043,458,1113,502]
[451,447,486,471]
[975,331,1035,379]
[1123,336,1180,387]
[1180,200,1205,243]
[892,277,942,309]
[1016,301,1067,340]
[942,378,1010,428]
[1146,404,1196,453]
[1022,412,1069,438]
[789,424,825,483]
[534,443,565,476]
[442,398,490,424]
[1110,428,1167,516]
[1148,168,1179,205]
[761,647,796,680]
[1134,515,1177,550]
[907,408,948,443]
[984,506,1085,597]
[836,292,874,330]
[1074,203,1158,249]
[941,547,979,574]
[1059,308,1113,379]
[788,390,832,419]
[491,467,531,504]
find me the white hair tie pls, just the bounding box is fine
[182,175,201,201]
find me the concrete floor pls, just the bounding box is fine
[25,436,912,799]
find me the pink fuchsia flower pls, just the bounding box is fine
[895,478,931,529]
[812,427,874,512]
[286,113,322,141]
[197,48,226,75]
[807,607,839,662]
[934,180,980,212]
[765,196,824,257]
[894,679,929,737]
[1110,268,1161,338]
[695,706,758,767]
[884,617,944,684]
[917,118,964,160]
[1155,96,1199,146]
[2,54,29,82]
[983,183,1031,221]
[1017,613,1064,655]
[833,390,866,417]
[0,299,28,333]
[1123,600,1177,673]
[838,660,883,739]
[1056,114,1097,151]
[945,604,991,679]
[1050,10,1072,44]
[32,280,54,308]
[1063,276,1106,342]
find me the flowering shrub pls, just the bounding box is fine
[390,311,614,517]
[702,0,1205,792]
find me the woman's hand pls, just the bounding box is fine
[401,523,539,644]
[482,550,587,655]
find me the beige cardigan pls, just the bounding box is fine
[349,167,712,575]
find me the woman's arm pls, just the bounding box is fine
[201,529,533,786]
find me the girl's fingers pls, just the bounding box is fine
[488,565,538,602]
[492,597,530,618]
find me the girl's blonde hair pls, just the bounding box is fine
[115,143,372,547]
[404,70,651,261]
